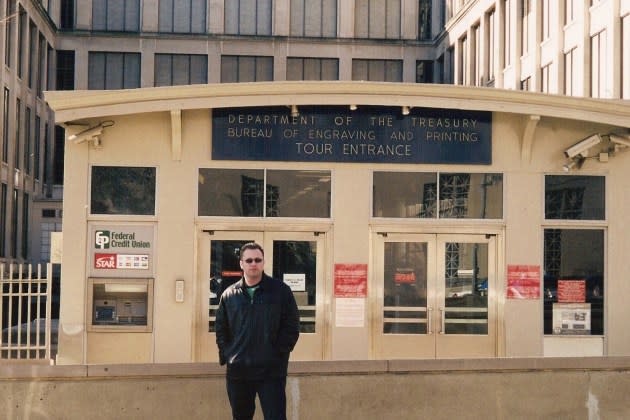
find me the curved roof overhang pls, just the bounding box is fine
[45,81,630,129]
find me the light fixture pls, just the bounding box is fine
[562,156,586,172]
[290,105,299,117]
[349,104,358,111]
[401,106,411,116]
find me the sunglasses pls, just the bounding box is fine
[243,258,263,264]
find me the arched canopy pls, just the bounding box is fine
[45,82,630,129]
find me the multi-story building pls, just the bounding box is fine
[0,0,628,298]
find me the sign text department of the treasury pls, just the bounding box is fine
[212,106,492,164]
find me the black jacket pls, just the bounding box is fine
[215,273,300,380]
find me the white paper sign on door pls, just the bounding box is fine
[283,273,306,292]
[335,298,365,327]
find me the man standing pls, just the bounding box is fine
[215,242,300,420]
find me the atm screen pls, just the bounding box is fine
[95,306,116,322]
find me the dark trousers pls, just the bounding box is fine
[226,376,287,420]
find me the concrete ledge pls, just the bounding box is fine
[3,357,630,380]
[3,358,630,419]
[87,363,225,378]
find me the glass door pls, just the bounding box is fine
[436,234,496,358]
[373,234,437,358]
[264,232,325,361]
[372,233,497,359]
[195,231,262,362]
[195,231,326,362]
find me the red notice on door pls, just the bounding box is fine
[334,264,368,298]
[507,265,540,299]
[557,280,586,303]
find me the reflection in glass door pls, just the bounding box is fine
[441,242,488,334]
[373,233,496,359]
[383,242,429,335]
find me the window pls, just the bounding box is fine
[221,56,273,83]
[591,30,606,98]
[47,44,54,91]
[18,6,26,79]
[541,0,550,41]
[286,58,338,80]
[24,106,31,174]
[92,0,140,32]
[290,0,337,37]
[472,24,481,86]
[56,50,75,90]
[458,35,468,85]
[158,0,206,33]
[545,175,605,220]
[60,0,75,30]
[15,98,20,169]
[0,183,6,256]
[2,88,9,164]
[154,54,208,86]
[90,166,156,215]
[44,123,50,187]
[88,52,141,90]
[352,59,402,82]
[29,21,38,89]
[34,116,40,180]
[544,229,604,336]
[224,0,272,35]
[5,0,16,67]
[198,169,331,218]
[436,55,445,83]
[21,192,28,258]
[54,126,65,184]
[564,47,577,96]
[520,76,531,91]
[10,189,18,257]
[415,60,433,83]
[446,47,454,84]
[541,63,551,93]
[521,0,530,56]
[354,0,401,39]
[486,8,496,84]
[503,0,511,67]
[38,35,47,97]
[418,0,431,40]
[622,14,629,99]
[373,172,503,219]
[565,0,575,25]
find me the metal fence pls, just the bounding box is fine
[0,263,54,362]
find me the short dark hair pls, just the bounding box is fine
[240,242,264,259]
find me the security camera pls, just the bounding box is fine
[564,134,602,158]
[609,134,630,148]
[69,125,104,144]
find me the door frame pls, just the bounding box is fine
[369,225,505,359]
[193,224,332,362]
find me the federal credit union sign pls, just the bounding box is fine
[212,106,491,164]
[89,224,155,278]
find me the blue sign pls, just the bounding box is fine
[212,106,491,164]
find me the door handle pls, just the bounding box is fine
[439,307,445,335]
[427,307,433,335]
